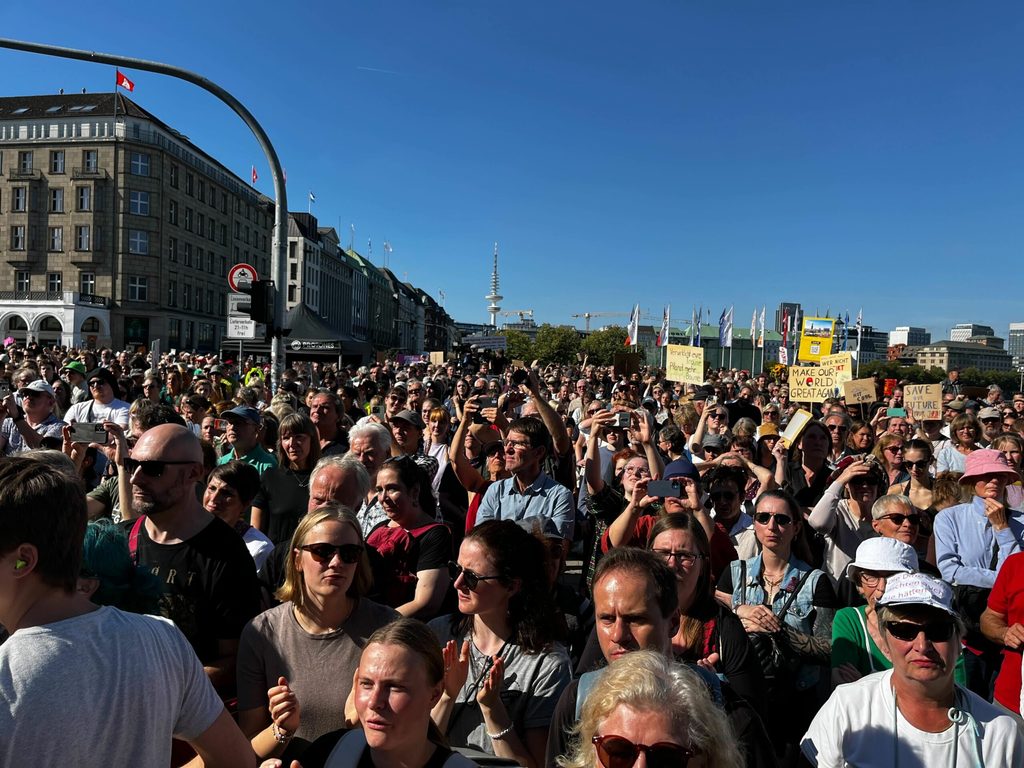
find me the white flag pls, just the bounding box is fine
[625,304,640,347]
[657,305,671,347]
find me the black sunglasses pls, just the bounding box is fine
[447,561,502,591]
[88,379,108,388]
[299,542,363,564]
[710,490,736,502]
[754,512,793,526]
[592,735,698,768]
[123,457,196,478]
[905,460,930,471]
[879,513,922,527]
[884,619,955,643]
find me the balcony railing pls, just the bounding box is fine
[0,291,109,308]
[8,168,41,179]
[72,167,107,180]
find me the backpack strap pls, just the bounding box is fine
[128,515,147,566]
[323,728,367,768]
[776,568,814,621]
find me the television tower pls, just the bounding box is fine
[485,242,503,327]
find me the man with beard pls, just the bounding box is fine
[124,424,261,693]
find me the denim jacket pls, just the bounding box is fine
[730,554,825,690]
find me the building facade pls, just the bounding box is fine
[913,340,1012,372]
[1009,322,1024,370]
[889,326,931,347]
[950,323,995,342]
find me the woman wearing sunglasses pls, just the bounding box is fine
[557,650,742,768]
[870,432,908,488]
[430,520,571,768]
[717,490,836,760]
[236,504,398,762]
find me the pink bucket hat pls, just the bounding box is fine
[958,448,1019,485]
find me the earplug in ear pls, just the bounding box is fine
[14,559,27,570]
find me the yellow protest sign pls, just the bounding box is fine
[843,378,877,405]
[789,365,840,402]
[904,383,942,421]
[665,344,705,384]
[798,317,835,364]
[428,351,446,366]
[820,352,853,385]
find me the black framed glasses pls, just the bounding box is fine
[592,734,698,768]
[905,459,930,471]
[123,457,196,478]
[884,619,955,643]
[447,561,502,590]
[299,542,363,564]
[879,513,922,527]
[754,512,793,526]
[88,379,108,389]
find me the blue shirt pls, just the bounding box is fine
[474,471,575,540]
[934,497,1024,588]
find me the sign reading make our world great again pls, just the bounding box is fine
[789,365,840,403]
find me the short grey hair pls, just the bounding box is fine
[871,493,913,520]
[310,454,371,502]
[348,422,392,455]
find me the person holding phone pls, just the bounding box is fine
[0,379,65,455]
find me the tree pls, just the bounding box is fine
[580,325,628,366]
[498,329,533,363]
[531,324,582,365]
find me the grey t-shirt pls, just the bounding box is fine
[236,598,399,750]
[428,616,572,756]
[0,606,223,767]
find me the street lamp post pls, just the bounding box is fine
[0,37,288,393]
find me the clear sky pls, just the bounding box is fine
[3,3,1023,341]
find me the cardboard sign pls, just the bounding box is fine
[780,408,814,448]
[789,365,840,403]
[820,352,853,385]
[904,383,943,421]
[843,378,877,405]
[778,347,789,365]
[797,317,835,364]
[613,352,641,379]
[665,344,705,385]
[428,351,445,366]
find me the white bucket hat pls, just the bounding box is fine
[844,537,918,581]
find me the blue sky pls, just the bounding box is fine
[3,3,1023,340]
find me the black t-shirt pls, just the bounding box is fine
[253,466,312,545]
[301,730,459,768]
[123,515,261,663]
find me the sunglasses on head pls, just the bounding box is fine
[592,735,698,768]
[884,619,955,643]
[879,513,922,527]
[754,512,793,526]
[447,561,501,591]
[299,542,363,564]
[123,457,196,478]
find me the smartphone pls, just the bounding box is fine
[213,418,229,431]
[511,369,529,386]
[887,408,907,418]
[648,479,683,498]
[708,395,718,405]
[614,412,631,429]
[478,397,497,410]
[0,382,9,398]
[370,405,386,418]
[70,422,109,445]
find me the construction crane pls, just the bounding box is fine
[501,310,535,324]
[571,311,656,332]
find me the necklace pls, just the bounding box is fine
[286,467,311,488]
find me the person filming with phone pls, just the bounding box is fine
[0,379,65,455]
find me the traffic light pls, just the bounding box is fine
[236,279,274,325]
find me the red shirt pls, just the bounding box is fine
[988,551,1024,713]
[601,514,738,585]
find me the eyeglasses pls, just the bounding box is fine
[123,457,196,478]
[505,439,532,452]
[1004,421,1016,428]
[447,561,502,590]
[878,513,922,527]
[884,619,955,643]
[826,424,848,432]
[592,735,698,768]
[754,512,793,526]
[884,446,904,454]
[299,542,364,564]
[905,459,930,471]
[622,465,651,477]
[88,379,108,389]
[652,549,702,567]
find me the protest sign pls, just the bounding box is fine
[789,365,840,402]
[843,378,877,405]
[665,344,705,384]
[820,352,853,385]
[904,383,942,421]
[429,351,445,366]
[797,317,835,364]
[614,352,641,378]
[780,409,814,448]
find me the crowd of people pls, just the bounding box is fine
[1,341,1024,767]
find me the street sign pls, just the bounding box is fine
[227,293,248,316]
[228,263,259,292]
[227,317,256,340]
[288,339,342,352]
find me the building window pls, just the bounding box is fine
[207,217,215,241]
[128,276,148,302]
[15,271,29,291]
[75,225,91,251]
[168,318,181,346]
[168,278,178,307]
[18,151,33,173]
[220,223,227,246]
[83,150,98,173]
[11,225,26,250]
[288,284,297,303]
[168,237,178,262]
[234,221,240,239]
[220,256,226,277]
[128,230,149,255]
[128,190,150,216]
[48,227,63,252]
[221,191,227,214]
[50,151,65,174]
[197,179,205,204]
[129,152,150,176]
[80,272,96,296]
[183,283,191,310]
[206,252,214,274]
[199,323,214,347]
[197,213,205,238]
[12,187,26,212]
[194,285,201,311]
[76,186,92,211]
[168,199,178,225]
[184,242,192,267]
[185,207,193,232]
[49,188,64,213]
[206,289,213,314]
[169,164,178,188]
[185,173,194,196]
[47,273,62,292]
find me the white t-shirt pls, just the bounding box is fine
[65,397,131,427]
[801,669,1024,767]
[0,606,223,767]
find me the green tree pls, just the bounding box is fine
[498,329,533,363]
[531,324,582,365]
[580,325,628,366]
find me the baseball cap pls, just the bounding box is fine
[222,405,262,425]
[19,379,55,397]
[945,399,965,413]
[390,409,425,429]
[877,572,957,617]
[978,406,1001,420]
[701,434,729,451]
[663,458,699,483]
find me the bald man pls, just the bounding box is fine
[125,425,261,692]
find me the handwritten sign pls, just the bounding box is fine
[789,365,840,402]
[904,383,942,421]
[665,344,705,385]
[843,378,877,405]
[428,351,446,366]
[820,352,853,385]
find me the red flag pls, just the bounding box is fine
[116,70,135,92]
[251,166,258,184]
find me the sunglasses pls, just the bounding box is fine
[754,512,793,526]
[123,457,196,478]
[884,446,904,454]
[88,379,108,388]
[905,460,930,471]
[710,490,736,502]
[981,418,1000,424]
[592,735,698,768]
[879,513,922,527]
[299,542,363,564]
[447,561,502,591]
[884,619,955,643]
[826,424,848,432]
